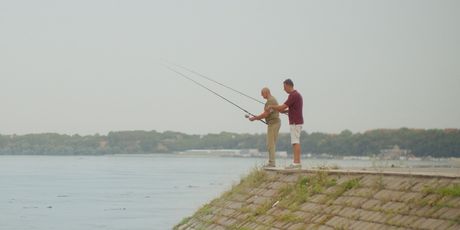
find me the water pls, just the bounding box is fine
[0,154,264,230]
[0,154,454,230]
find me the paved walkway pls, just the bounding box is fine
[265,167,460,178]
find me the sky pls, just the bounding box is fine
[1,0,459,135]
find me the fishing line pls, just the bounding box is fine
[164,65,267,125]
[161,59,264,105]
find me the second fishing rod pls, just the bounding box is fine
[164,64,267,125]
[162,59,265,105]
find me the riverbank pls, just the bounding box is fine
[175,168,460,230]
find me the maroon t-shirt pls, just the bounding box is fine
[284,90,303,125]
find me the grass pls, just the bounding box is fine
[223,168,277,227]
[436,184,460,196]
[304,170,338,195]
[174,217,191,229]
[240,206,252,213]
[239,167,268,187]
[414,183,460,209]
[274,180,303,210]
[254,200,274,216]
[277,213,303,223]
[432,196,456,208]
[343,178,360,190]
[196,203,213,216]
[424,184,460,197]
[223,167,268,198]
[277,171,338,210]
[174,169,365,229]
[231,227,252,230]
[327,177,361,201]
[420,183,460,208]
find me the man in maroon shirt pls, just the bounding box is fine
[268,79,303,169]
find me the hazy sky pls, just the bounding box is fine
[1,0,459,135]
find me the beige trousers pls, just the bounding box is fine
[267,121,281,165]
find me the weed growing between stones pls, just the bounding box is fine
[433,184,460,197]
[276,171,337,210]
[328,177,361,201]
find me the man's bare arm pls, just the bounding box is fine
[249,110,271,121]
[268,104,288,113]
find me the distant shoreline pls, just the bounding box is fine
[1,128,459,157]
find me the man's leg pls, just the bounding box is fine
[290,125,302,164]
[269,122,281,165]
[293,143,301,164]
[267,124,277,166]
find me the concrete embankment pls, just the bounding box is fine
[175,168,460,230]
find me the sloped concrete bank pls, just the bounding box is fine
[175,168,460,230]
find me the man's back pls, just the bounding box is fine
[284,90,303,125]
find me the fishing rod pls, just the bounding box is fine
[161,59,264,105]
[164,65,267,125]
[164,60,288,117]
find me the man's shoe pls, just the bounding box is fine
[284,163,301,170]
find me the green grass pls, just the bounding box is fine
[197,204,213,215]
[424,184,460,197]
[174,217,191,229]
[222,167,269,199]
[436,184,460,196]
[254,200,274,216]
[232,227,252,230]
[174,170,365,229]
[240,167,268,186]
[277,177,308,210]
[277,213,303,223]
[277,171,338,210]
[343,178,360,190]
[240,206,252,213]
[303,171,337,195]
[328,178,361,200]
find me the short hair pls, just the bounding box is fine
[283,79,294,87]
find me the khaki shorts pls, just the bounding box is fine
[290,124,302,144]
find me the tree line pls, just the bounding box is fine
[0,128,458,157]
